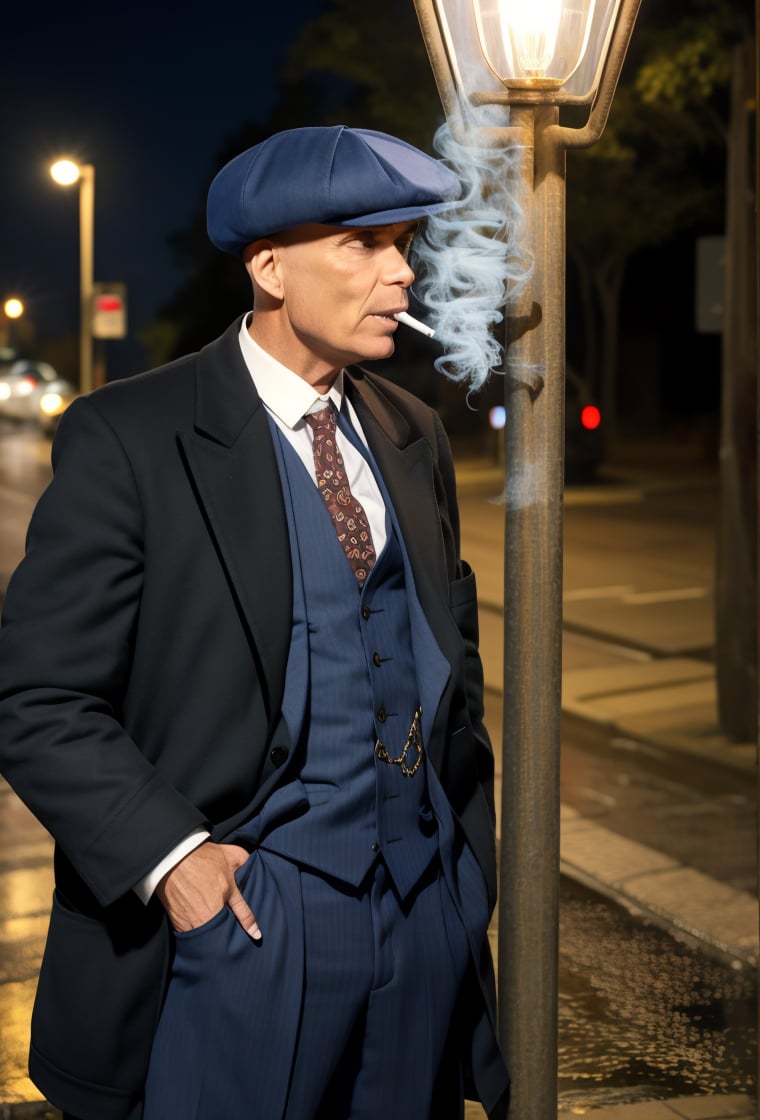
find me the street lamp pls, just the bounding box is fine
[3,298,24,321]
[50,158,95,395]
[413,2,642,1117]
[1,297,25,357]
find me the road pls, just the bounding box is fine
[0,420,755,1113]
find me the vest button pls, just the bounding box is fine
[269,745,288,768]
[372,651,382,667]
[376,707,387,722]
[362,605,371,620]
[371,842,380,853]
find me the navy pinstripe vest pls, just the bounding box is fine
[260,422,440,899]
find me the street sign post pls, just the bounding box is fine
[91,282,127,340]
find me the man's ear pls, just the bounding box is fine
[244,239,283,300]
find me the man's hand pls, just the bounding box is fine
[156,842,262,941]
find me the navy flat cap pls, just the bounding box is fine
[207,125,461,256]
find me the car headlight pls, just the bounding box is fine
[0,383,10,400]
[39,392,65,416]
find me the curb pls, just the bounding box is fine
[560,806,758,969]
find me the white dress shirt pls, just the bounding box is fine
[135,314,388,902]
[238,316,387,554]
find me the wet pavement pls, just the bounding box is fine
[558,879,755,1107]
[0,787,52,1109]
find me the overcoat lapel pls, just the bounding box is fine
[176,320,292,722]
[345,372,448,596]
[345,370,462,671]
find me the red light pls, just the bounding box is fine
[580,405,601,431]
[96,296,123,311]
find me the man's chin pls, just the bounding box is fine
[353,339,396,365]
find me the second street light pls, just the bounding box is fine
[50,158,95,396]
[1,297,24,357]
[412,1,642,1117]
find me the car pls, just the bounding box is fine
[482,369,604,483]
[0,359,78,435]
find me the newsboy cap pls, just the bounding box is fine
[207,125,461,256]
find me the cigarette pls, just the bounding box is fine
[394,311,436,338]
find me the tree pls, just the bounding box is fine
[620,3,756,742]
[714,39,757,742]
[565,1,742,435]
[566,1,756,743]
[282,0,441,149]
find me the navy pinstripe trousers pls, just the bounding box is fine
[142,848,471,1119]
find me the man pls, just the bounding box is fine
[0,126,508,1120]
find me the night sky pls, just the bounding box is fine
[1,0,325,373]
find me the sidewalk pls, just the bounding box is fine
[554,652,756,1119]
[456,445,756,1119]
[2,446,756,1120]
[458,447,757,972]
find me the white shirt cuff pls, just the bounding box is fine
[133,827,210,904]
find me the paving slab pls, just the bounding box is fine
[562,660,715,717]
[562,597,714,658]
[561,660,755,778]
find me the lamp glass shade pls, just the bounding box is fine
[433,0,622,104]
[474,0,595,86]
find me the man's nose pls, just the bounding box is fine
[386,248,415,287]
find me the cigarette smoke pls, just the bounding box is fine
[411,109,533,392]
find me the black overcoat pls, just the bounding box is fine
[0,318,508,1119]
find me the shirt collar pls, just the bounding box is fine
[238,314,345,429]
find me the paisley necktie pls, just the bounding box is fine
[304,405,377,585]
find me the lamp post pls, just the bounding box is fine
[50,159,95,395]
[1,297,24,356]
[412,3,642,1117]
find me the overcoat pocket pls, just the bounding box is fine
[30,889,168,1104]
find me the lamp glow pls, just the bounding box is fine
[40,392,64,416]
[503,0,563,77]
[4,298,24,320]
[473,0,597,88]
[50,159,81,186]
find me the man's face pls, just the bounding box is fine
[264,220,417,378]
